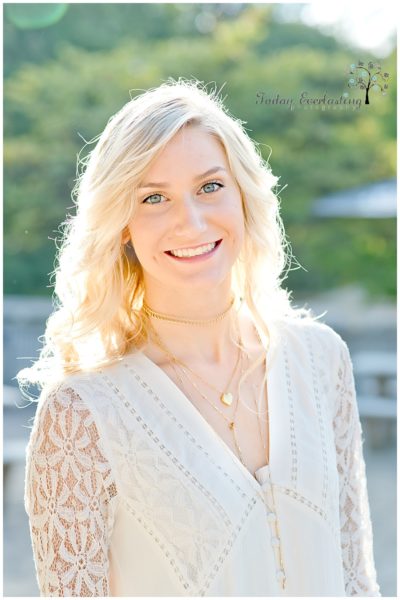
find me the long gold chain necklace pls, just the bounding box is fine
[141,304,283,587]
[147,317,242,407]
[145,314,269,471]
[142,295,239,406]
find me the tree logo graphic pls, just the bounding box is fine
[347,60,389,105]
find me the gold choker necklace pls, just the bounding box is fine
[141,296,235,325]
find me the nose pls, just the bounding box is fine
[173,195,207,237]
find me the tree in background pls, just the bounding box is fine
[4,4,396,299]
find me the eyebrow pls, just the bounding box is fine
[138,166,227,189]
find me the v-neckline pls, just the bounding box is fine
[135,331,276,493]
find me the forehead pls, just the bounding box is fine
[147,126,227,171]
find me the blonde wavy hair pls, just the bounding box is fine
[17,77,316,399]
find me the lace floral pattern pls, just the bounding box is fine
[23,324,382,597]
[333,340,381,596]
[24,385,117,596]
[81,371,247,595]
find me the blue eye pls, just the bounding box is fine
[142,193,165,205]
[142,181,224,205]
[202,181,223,193]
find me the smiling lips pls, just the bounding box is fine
[166,239,221,258]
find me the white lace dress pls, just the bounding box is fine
[24,317,381,596]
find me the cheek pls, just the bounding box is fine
[233,201,246,246]
[129,217,154,248]
[227,198,245,237]
[129,223,166,268]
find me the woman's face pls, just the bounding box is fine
[126,125,245,294]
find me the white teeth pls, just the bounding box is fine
[170,241,217,258]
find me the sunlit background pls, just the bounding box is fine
[3,3,396,596]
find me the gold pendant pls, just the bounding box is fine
[221,392,233,406]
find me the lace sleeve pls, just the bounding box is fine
[333,340,381,596]
[24,384,118,596]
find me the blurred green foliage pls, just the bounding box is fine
[4,4,396,298]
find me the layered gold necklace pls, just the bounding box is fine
[141,297,269,471]
[142,296,239,406]
[140,298,283,589]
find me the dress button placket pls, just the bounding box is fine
[261,470,286,591]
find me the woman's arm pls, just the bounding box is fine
[333,339,381,596]
[24,384,117,596]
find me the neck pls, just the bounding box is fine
[141,293,242,366]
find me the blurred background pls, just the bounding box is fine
[3,2,396,596]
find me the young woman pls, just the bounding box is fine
[19,79,380,596]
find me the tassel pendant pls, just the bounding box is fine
[221,392,233,406]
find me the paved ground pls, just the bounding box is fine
[3,442,397,597]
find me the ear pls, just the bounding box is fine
[121,226,131,245]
